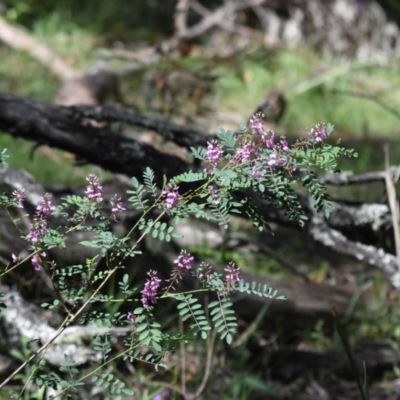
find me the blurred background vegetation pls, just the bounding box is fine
[2,0,400,184]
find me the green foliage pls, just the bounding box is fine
[134,307,164,352]
[209,295,237,344]
[218,128,237,150]
[138,218,177,242]
[91,372,134,396]
[209,196,232,229]
[171,171,207,184]
[127,177,149,210]
[236,280,286,300]
[143,167,158,197]
[176,294,211,339]
[0,148,9,164]
[190,146,207,161]
[93,333,112,361]
[0,114,354,398]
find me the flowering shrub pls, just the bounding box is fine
[0,115,356,398]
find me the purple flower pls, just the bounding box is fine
[278,157,286,167]
[268,153,277,166]
[251,165,266,178]
[234,140,258,164]
[127,311,136,323]
[141,270,161,309]
[85,174,103,202]
[163,185,180,209]
[32,255,41,270]
[261,130,275,148]
[152,389,171,400]
[26,193,55,244]
[27,219,48,244]
[209,186,220,204]
[11,188,25,208]
[280,140,290,152]
[206,140,224,165]
[36,193,55,216]
[224,262,240,286]
[174,250,194,270]
[11,254,18,263]
[248,112,265,136]
[110,195,126,221]
[198,262,213,283]
[32,252,46,271]
[310,123,328,142]
[28,224,40,243]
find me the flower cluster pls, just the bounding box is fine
[251,164,266,178]
[249,113,276,147]
[27,193,55,245]
[309,123,329,142]
[197,262,213,284]
[163,184,180,209]
[234,139,258,164]
[110,195,126,221]
[174,250,194,270]
[248,112,265,135]
[262,129,276,149]
[224,262,240,290]
[166,250,195,290]
[208,186,220,204]
[240,113,288,169]
[267,152,285,167]
[206,140,224,166]
[141,270,161,309]
[127,311,136,324]
[11,188,25,208]
[32,252,46,271]
[85,174,103,202]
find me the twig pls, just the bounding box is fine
[190,329,217,399]
[0,16,76,81]
[309,209,400,290]
[190,0,260,39]
[179,316,187,395]
[383,144,400,273]
[175,0,190,37]
[320,168,400,186]
[176,0,266,40]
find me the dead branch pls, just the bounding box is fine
[179,0,266,40]
[0,16,76,81]
[308,207,400,289]
[320,168,400,186]
[0,94,194,184]
[69,102,212,149]
[0,93,399,289]
[383,145,400,273]
[175,0,190,37]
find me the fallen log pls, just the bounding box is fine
[0,93,398,289]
